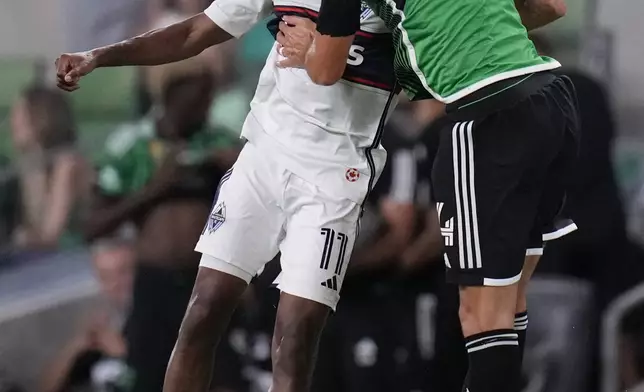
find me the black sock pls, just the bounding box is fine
[462,329,521,392]
[514,311,528,365]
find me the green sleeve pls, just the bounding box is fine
[96,138,152,197]
[96,120,161,196]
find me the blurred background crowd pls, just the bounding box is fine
[0,0,644,391]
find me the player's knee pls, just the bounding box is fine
[272,295,330,372]
[458,286,517,336]
[459,301,515,336]
[184,290,217,329]
[274,302,327,350]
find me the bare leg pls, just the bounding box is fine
[271,293,330,392]
[459,284,521,392]
[458,255,541,392]
[516,255,540,314]
[458,254,540,337]
[163,267,248,392]
[459,284,518,337]
[514,254,541,369]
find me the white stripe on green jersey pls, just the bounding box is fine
[364,0,562,103]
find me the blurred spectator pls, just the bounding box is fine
[408,101,469,392]
[40,242,134,392]
[395,100,445,271]
[87,70,241,392]
[530,32,644,313]
[110,59,240,174]
[531,33,644,392]
[131,51,242,153]
[530,33,627,267]
[8,85,91,253]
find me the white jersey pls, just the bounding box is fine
[204,0,398,204]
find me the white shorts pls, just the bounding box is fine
[195,142,361,310]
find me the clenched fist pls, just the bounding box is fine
[276,15,317,69]
[54,51,98,92]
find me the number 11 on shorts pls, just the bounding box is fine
[319,228,349,275]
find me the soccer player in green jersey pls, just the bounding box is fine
[277,1,579,391]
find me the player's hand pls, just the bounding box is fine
[55,51,98,92]
[276,15,316,69]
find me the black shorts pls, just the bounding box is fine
[125,264,197,392]
[432,74,580,286]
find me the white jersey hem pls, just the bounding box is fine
[440,62,562,104]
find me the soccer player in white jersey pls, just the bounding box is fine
[55,1,397,391]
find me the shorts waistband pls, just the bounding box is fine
[446,71,558,121]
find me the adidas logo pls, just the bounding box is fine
[360,1,373,20]
[321,275,338,291]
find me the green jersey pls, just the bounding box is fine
[364,0,561,103]
[97,117,238,197]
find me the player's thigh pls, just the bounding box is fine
[277,176,361,311]
[195,144,284,281]
[533,74,580,246]
[432,119,544,288]
[521,124,579,289]
[538,138,579,244]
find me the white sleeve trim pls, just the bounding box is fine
[204,0,271,38]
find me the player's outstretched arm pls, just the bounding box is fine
[55,14,232,91]
[308,0,362,85]
[91,14,231,68]
[515,0,567,31]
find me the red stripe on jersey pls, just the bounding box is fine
[273,6,318,17]
[354,31,374,38]
[343,76,392,91]
[274,7,375,39]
